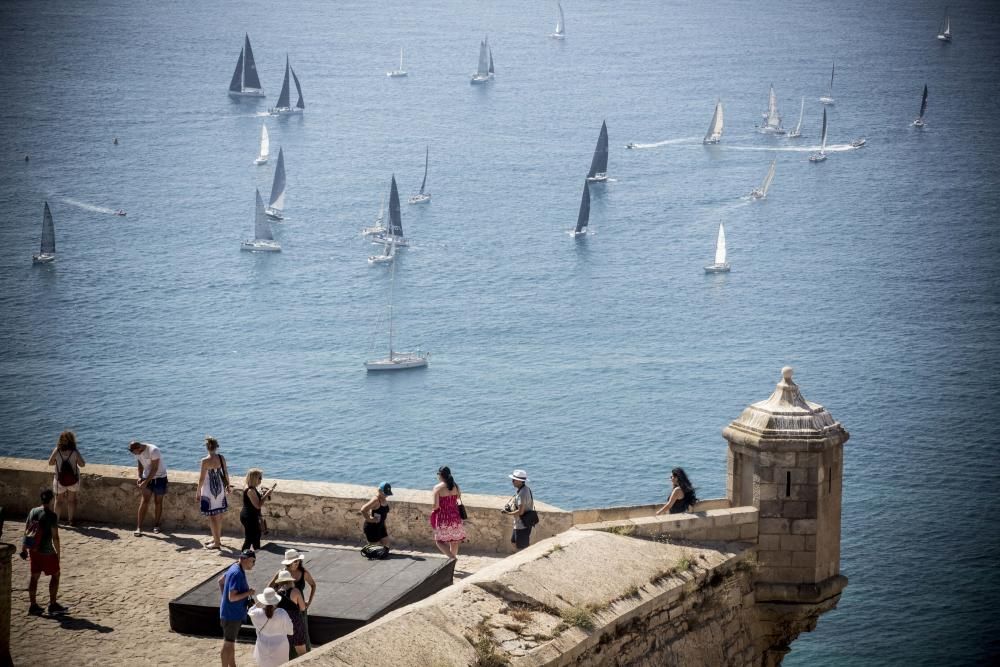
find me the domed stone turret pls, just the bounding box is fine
[723,367,848,602]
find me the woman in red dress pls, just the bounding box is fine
[430,466,466,560]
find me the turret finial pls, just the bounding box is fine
[781,366,794,382]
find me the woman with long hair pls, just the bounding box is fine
[48,430,85,525]
[240,468,274,551]
[430,466,466,560]
[196,436,232,549]
[248,587,293,667]
[269,550,316,651]
[272,568,309,658]
[656,467,698,515]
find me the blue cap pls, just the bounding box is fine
[379,482,393,496]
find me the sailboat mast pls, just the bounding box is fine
[388,257,396,361]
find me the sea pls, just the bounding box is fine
[1,0,998,663]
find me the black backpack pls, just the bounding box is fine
[361,544,389,560]
[57,455,79,487]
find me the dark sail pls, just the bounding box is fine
[388,175,403,237]
[254,189,273,241]
[268,148,286,210]
[575,181,591,234]
[489,47,495,75]
[276,57,291,109]
[919,84,928,119]
[243,34,262,90]
[587,121,609,178]
[229,48,244,92]
[419,146,428,194]
[292,68,305,109]
[40,201,56,253]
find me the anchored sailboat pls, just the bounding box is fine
[373,175,409,247]
[809,109,829,162]
[254,125,269,165]
[228,34,265,98]
[365,236,427,371]
[820,62,836,105]
[704,224,730,273]
[571,180,591,237]
[912,85,928,127]
[362,195,387,237]
[408,146,431,204]
[760,85,785,134]
[788,97,805,138]
[586,121,610,182]
[266,148,287,219]
[938,11,952,42]
[387,48,408,77]
[269,56,304,114]
[703,99,724,144]
[32,201,56,264]
[241,189,280,252]
[471,37,491,84]
[550,1,566,39]
[750,160,777,199]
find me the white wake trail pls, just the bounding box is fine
[725,143,858,153]
[626,136,701,149]
[61,198,118,214]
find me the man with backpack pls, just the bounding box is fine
[24,489,66,615]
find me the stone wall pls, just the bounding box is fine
[575,506,758,543]
[0,457,572,553]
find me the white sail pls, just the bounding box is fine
[704,99,724,143]
[555,2,565,36]
[715,224,727,265]
[400,48,404,71]
[792,97,804,135]
[765,85,782,129]
[477,39,489,77]
[258,125,269,161]
[944,16,950,37]
[760,160,776,197]
[254,190,273,241]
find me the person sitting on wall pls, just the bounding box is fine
[655,467,698,515]
[360,482,392,547]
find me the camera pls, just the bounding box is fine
[503,502,514,513]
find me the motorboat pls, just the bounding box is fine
[241,189,281,252]
[851,138,866,148]
[625,143,637,149]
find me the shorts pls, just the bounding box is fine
[29,551,60,576]
[144,476,169,496]
[511,527,532,550]
[220,619,243,642]
[53,479,80,494]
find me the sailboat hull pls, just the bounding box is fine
[819,96,835,105]
[241,240,281,252]
[937,34,951,41]
[470,75,491,85]
[372,234,409,248]
[549,33,565,40]
[365,355,428,371]
[586,173,608,183]
[808,153,828,163]
[750,190,766,200]
[407,193,431,205]
[703,138,720,145]
[229,89,265,98]
[704,263,730,274]
[787,131,802,138]
[32,253,56,264]
[265,208,284,221]
[254,157,268,165]
[268,107,300,115]
[912,119,925,127]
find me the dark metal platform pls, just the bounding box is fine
[169,543,455,644]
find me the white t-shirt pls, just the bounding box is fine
[135,444,167,479]
[249,607,293,667]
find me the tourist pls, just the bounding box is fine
[656,467,698,515]
[360,482,392,546]
[197,436,232,550]
[502,469,534,551]
[271,549,316,647]
[240,468,274,551]
[128,440,168,536]
[430,466,466,560]
[218,549,256,667]
[248,587,293,667]
[48,430,85,526]
[272,568,309,657]
[24,489,66,615]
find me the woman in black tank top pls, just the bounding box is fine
[656,467,698,515]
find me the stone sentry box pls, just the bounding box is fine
[723,367,849,603]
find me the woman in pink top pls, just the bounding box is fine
[430,466,466,560]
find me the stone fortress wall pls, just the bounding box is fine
[0,368,848,665]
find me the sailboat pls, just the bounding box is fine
[368,235,396,265]
[373,175,409,247]
[254,125,269,165]
[364,241,428,371]
[819,62,836,105]
[269,56,305,114]
[489,47,495,78]
[571,180,591,237]
[470,37,491,84]
[750,159,776,199]
[265,147,287,219]
[586,121,610,182]
[787,97,805,138]
[241,189,281,252]
[937,11,952,42]
[362,195,387,237]
[228,34,265,98]
[912,85,928,127]
[32,201,56,264]
[550,1,566,39]
[760,84,785,134]
[704,224,730,273]
[703,99,724,144]
[408,146,431,204]
[809,109,829,162]
[387,48,408,77]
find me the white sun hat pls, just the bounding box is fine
[256,587,282,606]
[281,549,305,565]
[509,469,529,482]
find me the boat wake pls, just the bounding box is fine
[725,143,858,153]
[61,198,119,215]
[627,136,700,149]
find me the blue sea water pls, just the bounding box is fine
[1,0,998,663]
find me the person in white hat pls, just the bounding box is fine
[502,469,535,551]
[268,551,311,656]
[248,587,293,667]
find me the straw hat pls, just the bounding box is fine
[256,587,282,606]
[509,469,529,482]
[281,549,305,566]
[274,569,295,585]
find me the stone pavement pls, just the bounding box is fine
[4,520,501,666]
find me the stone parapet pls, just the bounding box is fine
[575,506,758,543]
[0,457,571,553]
[570,498,731,525]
